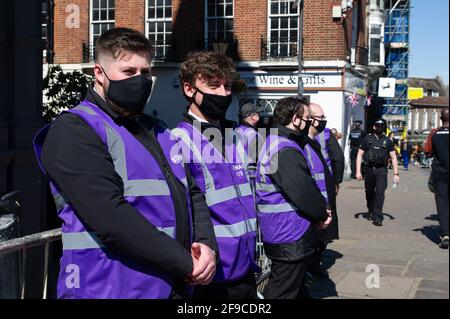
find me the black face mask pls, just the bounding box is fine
[193,87,233,121]
[313,119,327,134]
[102,67,153,115]
[294,117,312,135]
[374,126,384,135]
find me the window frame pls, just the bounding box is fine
[90,0,115,46]
[205,0,234,43]
[145,0,173,61]
[267,0,299,60]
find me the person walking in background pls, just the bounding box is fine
[429,108,449,249]
[356,119,400,227]
[400,137,412,171]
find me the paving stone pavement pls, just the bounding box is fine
[309,165,449,299]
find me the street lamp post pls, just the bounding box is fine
[293,0,305,96]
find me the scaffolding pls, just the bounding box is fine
[383,0,410,122]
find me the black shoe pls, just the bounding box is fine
[439,236,449,249]
[373,219,383,227]
[367,213,374,221]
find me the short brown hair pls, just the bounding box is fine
[179,51,236,87]
[95,28,152,62]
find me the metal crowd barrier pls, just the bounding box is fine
[0,228,62,299]
[0,166,270,299]
[0,227,270,299]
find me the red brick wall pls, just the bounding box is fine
[303,0,347,61]
[52,0,363,64]
[54,0,89,64]
[234,0,268,61]
[115,0,145,33]
[172,0,204,61]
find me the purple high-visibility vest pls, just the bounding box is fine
[316,128,333,175]
[33,101,192,299]
[304,144,329,204]
[255,134,312,244]
[173,121,258,283]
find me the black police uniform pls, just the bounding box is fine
[430,126,449,240]
[359,133,395,223]
[349,126,365,178]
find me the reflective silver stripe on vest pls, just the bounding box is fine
[62,232,105,250]
[214,218,257,238]
[318,133,332,172]
[104,124,171,197]
[256,182,279,193]
[62,226,175,250]
[318,132,329,161]
[53,193,67,211]
[315,173,325,180]
[305,146,315,172]
[158,226,175,238]
[258,202,297,214]
[173,128,251,206]
[75,105,99,116]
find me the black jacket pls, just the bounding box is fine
[327,133,345,185]
[307,137,339,244]
[41,87,218,288]
[262,125,328,261]
[431,126,449,183]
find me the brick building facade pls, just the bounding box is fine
[45,0,376,163]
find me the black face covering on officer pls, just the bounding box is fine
[193,87,233,121]
[374,125,384,135]
[102,67,153,114]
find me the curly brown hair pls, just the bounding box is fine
[179,51,236,88]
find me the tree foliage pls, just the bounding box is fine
[42,65,92,122]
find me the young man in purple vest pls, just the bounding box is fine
[174,51,258,299]
[256,97,332,299]
[33,28,218,299]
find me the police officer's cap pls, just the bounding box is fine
[374,119,386,126]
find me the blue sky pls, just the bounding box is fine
[409,0,449,84]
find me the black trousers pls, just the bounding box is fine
[192,271,257,299]
[307,241,327,275]
[363,166,388,221]
[350,148,358,178]
[263,256,310,299]
[434,181,449,237]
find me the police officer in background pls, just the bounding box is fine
[356,119,400,226]
[430,108,449,249]
[349,120,365,179]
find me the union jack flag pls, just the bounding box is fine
[347,93,359,108]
